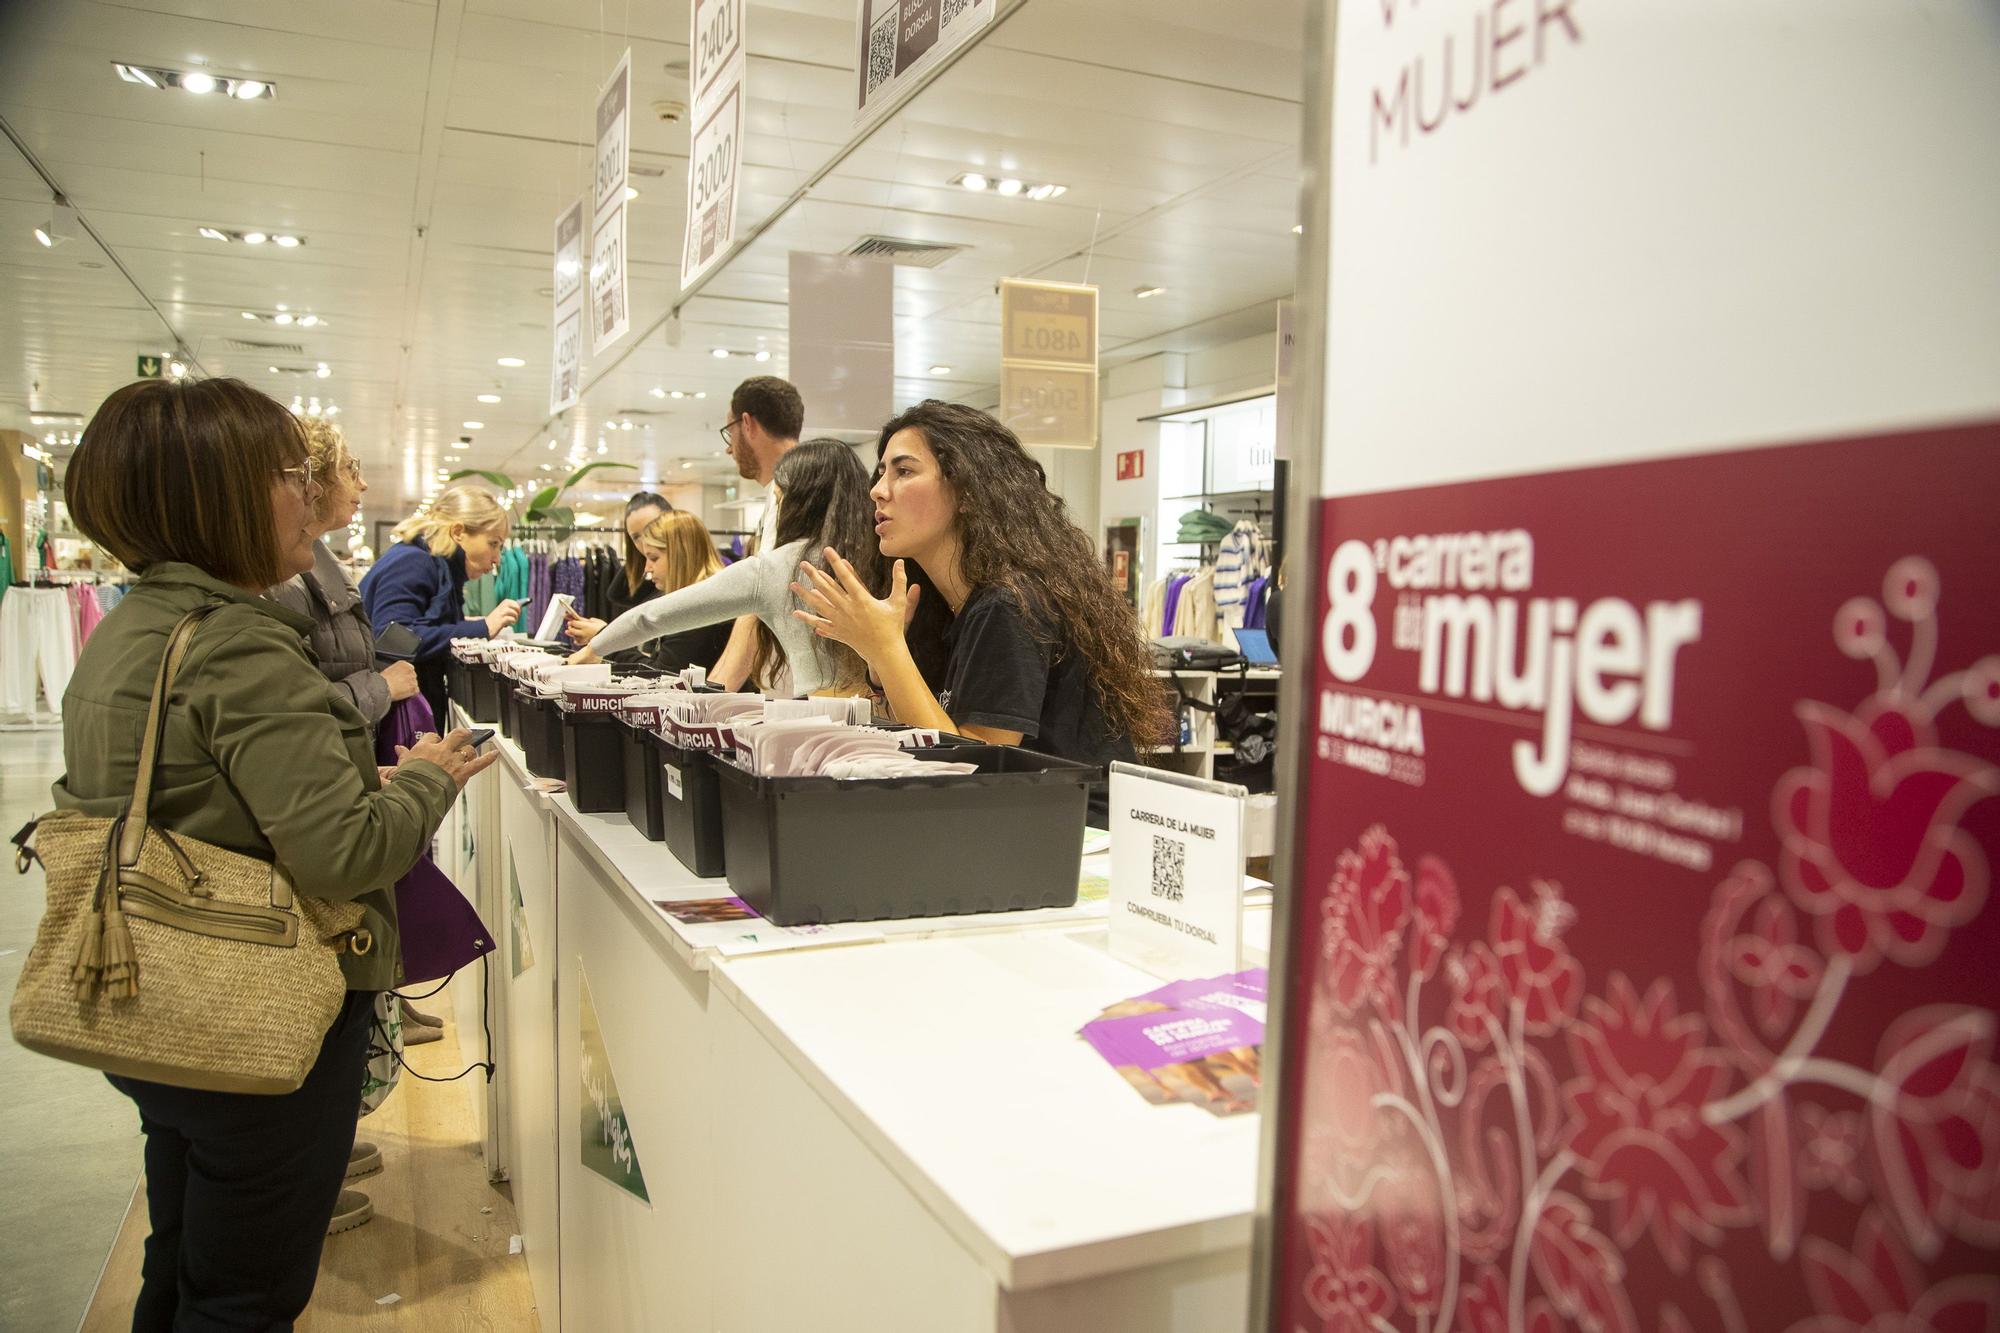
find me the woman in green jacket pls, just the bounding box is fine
[53,377,497,1331]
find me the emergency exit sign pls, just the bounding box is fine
[136,354,165,379]
[1116,449,1144,480]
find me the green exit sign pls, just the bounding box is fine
[136,354,165,379]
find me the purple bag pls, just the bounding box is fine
[376,697,495,984]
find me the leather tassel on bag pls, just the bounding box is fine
[99,907,138,999]
[71,908,104,999]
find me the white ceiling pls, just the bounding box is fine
[0,0,1306,519]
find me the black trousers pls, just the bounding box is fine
[107,989,375,1332]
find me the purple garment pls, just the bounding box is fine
[1242,576,1269,630]
[373,695,495,983]
[1161,573,1189,636]
[551,556,587,647]
[525,553,551,641]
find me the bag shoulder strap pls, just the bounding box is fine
[119,604,221,868]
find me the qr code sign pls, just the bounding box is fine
[941,0,971,28]
[1151,835,1185,902]
[866,8,898,96]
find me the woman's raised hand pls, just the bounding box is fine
[791,549,919,665]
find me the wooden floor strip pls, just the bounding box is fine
[80,981,540,1332]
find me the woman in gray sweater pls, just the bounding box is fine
[566,439,881,695]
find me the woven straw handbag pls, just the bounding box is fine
[9,606,371,1094]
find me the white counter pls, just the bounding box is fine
[453,707,1260,1333]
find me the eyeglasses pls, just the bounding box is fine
[717,416,737,450]
[277,459,316,494]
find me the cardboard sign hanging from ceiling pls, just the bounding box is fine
[682,0,746,289]
[787,251,894,434]
[999,278,1098,449]
[1259,5,2000,1333]
[590,48,631,355]
[854,0,995,129]
[549,197,585,414]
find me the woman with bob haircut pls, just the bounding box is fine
[360,485,519,721]
[567,438,881,694]
[50,376,497,1329]
[792,400,1167,818]
[564,508,733,672]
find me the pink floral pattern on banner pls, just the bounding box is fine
[1278,551,2000,1333]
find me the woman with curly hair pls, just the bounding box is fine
[793,400,1167,817]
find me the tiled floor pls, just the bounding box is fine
[0,727,147,1330]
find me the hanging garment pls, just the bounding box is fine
[95,582,125,613]
[494,544,531,604]
[1141,576,1168,640]
[1214,520,1270,631]
[462,570,499,617]
[72,584,105,645]
[1160,572,1190,637]
[0,531,13,609]
[1171,569,1219,642]
[1242,576,1270,631]
[0,586,77,717]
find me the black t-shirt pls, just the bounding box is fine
[630,617,733,675]
[940,587,1135,822]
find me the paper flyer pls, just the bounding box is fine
[1081,969,1268,1116]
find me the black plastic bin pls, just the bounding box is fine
[518,688,567,780]
[498,672,522,739]
[445,654,473,715]
[559,672,666,813]
[713,745,1095,925]
[654,731,729,878]
[463,660,503,723]
[620,719,667,840]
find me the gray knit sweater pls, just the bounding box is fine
[589,539,830,695]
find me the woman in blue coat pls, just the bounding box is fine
[360,487,519,722]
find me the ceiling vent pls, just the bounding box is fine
[841,236,966,268]
[223,336,307,355]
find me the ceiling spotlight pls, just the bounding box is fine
[114,63,160,87]
[273,312,294,325]
[180,71,217,95]
[754,349,770,363]
[315,363,331,379]
[681,461,694,470]
[450,440,471,450]
[995,178,1024,197]
[1292,223,1304,235]
[33,201,76,248]
[541,463,554,471]
[115,62,276,99]
[959,173,989,191]
[694,391,706,399]
[242,231,267,244]
[1026,183,1057,201]
[625,186,639,200]
[649,386,666,398]
[477,393,501,404]
[548,439,559,449]
[240,310,257,319]
[298,314,318,327]
[167,359,188,379]
[670,389,685,399]
[929,364,952,376]
[1134,285,1165,299]
[268,365,280,373]
[711,347,730,359]
[462,420,484,430]
[199,227,229,241]
[272,234,301,248]
[232,79,267,99]
[498,356,526,368]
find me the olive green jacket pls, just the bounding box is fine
[52,562,457,990]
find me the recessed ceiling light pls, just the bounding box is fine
[232,79,267,100]
[711,347,730,358]
[597,441,609,454]
[670,389,685,399]
[681,461,694,470]
[272,234,300,248]
[462,420,484,430]
[960,173,989,191]
[1292,223,1303,235]
[242,231,267,244]
[114,62,276,99]
[694,391,706,399]
[649,386,665,398]
[996,178,1024,197]
[929,365,951,376]
[167,359,187,379]
[273,312,294,325]
[113,63,159,88]
[200,227,229,242]
[547,439,559,449]
[268,365,280,374]
[450,440,471,450]
[298,314,318,327]
[477,393,501,404]
[952,171,1062,200]
[1134,285,1165,299]
[754,350,770,363]
[180,71,217,95]
[315,363,331,379]
[625,186,639,200]
[498,356,526,368]
[541,463,554,471]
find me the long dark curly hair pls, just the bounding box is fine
[752,438,882,690]
[879,400,1169,748]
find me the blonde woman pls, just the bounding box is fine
[360,486,519,720]
[565,509,733,672]
[267,420,418,727]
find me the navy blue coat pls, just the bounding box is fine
[359,541,486,719]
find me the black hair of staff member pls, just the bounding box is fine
[792,400,1168,809]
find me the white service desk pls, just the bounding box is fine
[444,707,1263,1333]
